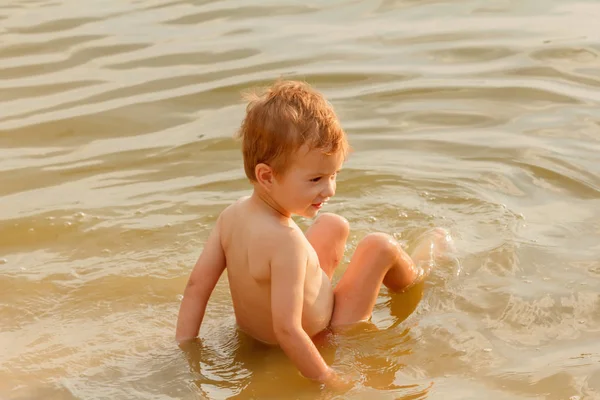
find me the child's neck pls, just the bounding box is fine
[251,189,291,221]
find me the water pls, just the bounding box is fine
[1,0,600,398]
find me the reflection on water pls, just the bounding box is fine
[1,0,600,399]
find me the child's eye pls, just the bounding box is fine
[310,177,321,182]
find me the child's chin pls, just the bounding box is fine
[305,209,321,218]
[296,208,319,219]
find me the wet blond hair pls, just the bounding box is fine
[236,80,350,181]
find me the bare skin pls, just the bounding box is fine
[221,196,335,345]
[175,146,455,388]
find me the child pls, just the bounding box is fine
[175,80,453,388]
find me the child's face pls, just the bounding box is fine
[273,146,344,218]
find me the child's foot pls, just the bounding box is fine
[410,227,457,274]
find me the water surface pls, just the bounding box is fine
[1,0,600,399]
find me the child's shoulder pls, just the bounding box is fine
[265,221,307,252]
[210,196,250,236]
[218,195,251,217]
[218,196,304,244]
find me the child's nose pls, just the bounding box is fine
[322,179,336,197]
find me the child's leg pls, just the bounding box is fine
[305,213,350,280]
[330,228,452,327]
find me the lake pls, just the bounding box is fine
[1,0,599,399]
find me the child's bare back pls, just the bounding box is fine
[175,80,456,389]
[219,195,334,344]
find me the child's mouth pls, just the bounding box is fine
[312,202,323,209]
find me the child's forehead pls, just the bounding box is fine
[292,146,344,170]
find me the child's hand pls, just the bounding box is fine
[319,367,356,393]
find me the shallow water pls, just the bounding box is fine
[1,0,600,399]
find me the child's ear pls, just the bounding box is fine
[255,163,274,190]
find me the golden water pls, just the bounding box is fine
[1,0,600,399]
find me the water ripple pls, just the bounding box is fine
[2,0,600,399]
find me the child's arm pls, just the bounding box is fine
[175,216,226,343]
[270,230,335,384]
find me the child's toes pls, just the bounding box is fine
[412,227,456,262]
[430,227,457,256]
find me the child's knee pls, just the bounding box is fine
[315,213,350,240]
[358,233,401,264]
